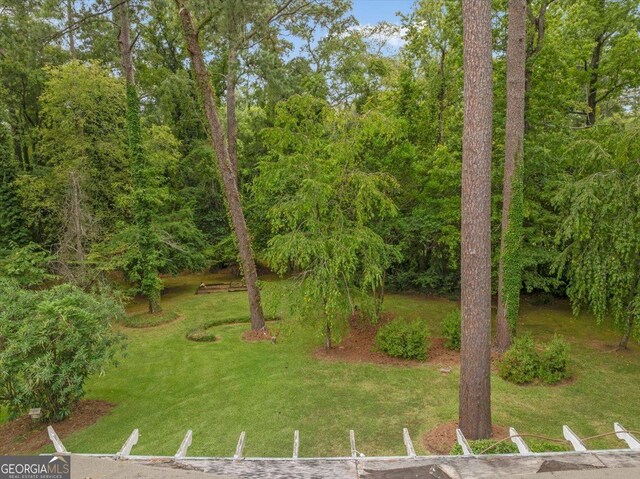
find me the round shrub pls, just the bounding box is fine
[499,334,571,385]
[375,318,430,360]
[539,335,570,384]
[186,328,219,342]
[442,308,461,350]
[498,334,540,384]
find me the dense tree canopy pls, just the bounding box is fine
[0,0,638,348]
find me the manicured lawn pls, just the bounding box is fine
[39,273,640,457]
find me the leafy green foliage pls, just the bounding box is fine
[451,439,567,455]
[28,61,127,241]
[499,334,571,385]
[0,282,125,421]
[0,115,28,249]
[539,335,571,384]
[91,125,207,303]
[442,308,461,351]
[186,328,219,342]
[555,119,640,345]
[502,161,524,333]
[498,334,541,384]
[375,318,430,360]
[0,243,55,287]
[451,439,518,455]
[255,95,400,344]
[126,83,162,312]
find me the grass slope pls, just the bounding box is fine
[41,273,640,457]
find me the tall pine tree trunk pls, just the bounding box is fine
[459,0,493,440]
[496,0,527,353]
[176,0,265,331]
[226,45,239,175]
[116,0,162,313]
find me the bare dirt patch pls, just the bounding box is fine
[242,328,275,342]
[584,338,634,354]
[422,421,509,455]
[315,312,500,368]
[0,400,114,455]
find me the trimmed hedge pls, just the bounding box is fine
[186,316,280,342]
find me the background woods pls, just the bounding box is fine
[0,0,639,441]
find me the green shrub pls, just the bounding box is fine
[0,243,56,287]
[499,334,571,385]
[529,441,569,453]
[498,334,540,384]
[451,439,518,455]
[0,282,125,421]
[186,328,219,342]
[539,335,570,384]
[375,318,430,360]
[442,308,461,350]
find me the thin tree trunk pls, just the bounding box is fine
[459,0,493,440]
[67,0,76,58]
[619,315,634,350]
[586,34,603,127]
[116,1,135,84]
[176,0,266,330]
[436,46,447,145]
[496,0,527,353]
[70,172,86,275]
[325,320,332,352]
[59,170,89,285]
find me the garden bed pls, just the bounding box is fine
[186,318,279,342]
[422,421,509,455]
[242,328,275,342]
[315,312,497,368]
[0,400,114,455]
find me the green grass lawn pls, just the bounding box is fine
[38,272,640,457]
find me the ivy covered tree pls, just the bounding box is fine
[91,125,207,295]
[255,95,400,349]
[495,0,527,352]
[115,0,163,312]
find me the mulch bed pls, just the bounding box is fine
[315,312,500,368]
[242,328,275,342]
[422,421,509,455]
[0,400,114,455]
